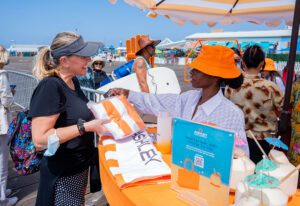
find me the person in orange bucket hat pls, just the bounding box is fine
[189,45,241,79]
[109,45,249,156]
[261,58,285,93]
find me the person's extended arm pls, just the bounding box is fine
[32,114,107,151]
[133,59,149,93]
[108,88,183,117]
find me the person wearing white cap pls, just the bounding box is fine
[91,55,109,89]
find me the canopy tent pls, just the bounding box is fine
[159,38,174,45]
[109,0,300,141]
[156,40,187,50]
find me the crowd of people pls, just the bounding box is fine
[0,31,299,205]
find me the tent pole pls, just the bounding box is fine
[279,0,300,142]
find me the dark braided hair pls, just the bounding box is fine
[243,45,265,69]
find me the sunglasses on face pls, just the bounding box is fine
[94,62,103,66]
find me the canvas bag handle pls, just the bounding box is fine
[184,158,195,171]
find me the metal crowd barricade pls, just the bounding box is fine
[7,70,39,110]
[80,86,106,102]
[7,70,106,110]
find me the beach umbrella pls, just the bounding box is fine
[244,173,280,189]
[265,137,289,150]
[110,1,295,27]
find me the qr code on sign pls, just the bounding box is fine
[194,156,204,168]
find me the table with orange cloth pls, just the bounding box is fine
[98,143,300,206]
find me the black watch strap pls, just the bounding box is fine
[77,118,86,135]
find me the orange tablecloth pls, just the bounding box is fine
[98,144,300,206]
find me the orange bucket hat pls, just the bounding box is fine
[189,45,241,79]
[264,58,277,72]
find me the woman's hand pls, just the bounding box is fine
[106,88,129,98]
[84,119,110,134]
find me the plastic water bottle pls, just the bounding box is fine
[156,112,172,154]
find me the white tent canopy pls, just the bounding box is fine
[159,38,173,45]
[156,40,187,50]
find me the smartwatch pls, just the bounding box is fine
[77,118,86,135]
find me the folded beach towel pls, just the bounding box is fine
[101,130,171,189]
[88,96,145,140]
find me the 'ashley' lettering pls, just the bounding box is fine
[132,131,161,165]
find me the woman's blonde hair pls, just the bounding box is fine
[33,32,80,80]
[0,45,9,68]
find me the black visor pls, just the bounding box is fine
[50,36,100,58]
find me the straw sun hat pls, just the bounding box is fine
[263,58,277,72]
[92,55,106,64]
[189,45,241,79]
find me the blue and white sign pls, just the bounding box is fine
[172,118,234,185]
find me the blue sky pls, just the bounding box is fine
[1,0,286,48]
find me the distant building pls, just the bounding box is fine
[115,47,126,56]
[185,29,300,53]
[8,44,47,57]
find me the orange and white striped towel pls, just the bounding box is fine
[101,131,171,189]
[88,96,145,140]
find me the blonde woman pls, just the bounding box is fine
[0,45,18,206]
[29,32,108,206]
